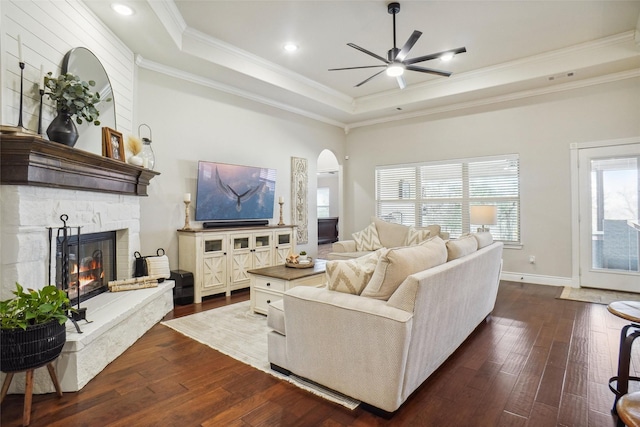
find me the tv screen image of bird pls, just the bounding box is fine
[195,161,277,222]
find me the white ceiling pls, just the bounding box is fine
[84,0,640,129]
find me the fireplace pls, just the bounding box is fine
[56,231,117,305]
[1,137,172,395]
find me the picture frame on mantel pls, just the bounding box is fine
[102,127,125,162]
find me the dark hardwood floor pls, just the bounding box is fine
[1,281,635,426]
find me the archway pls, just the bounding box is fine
[317,150,340,258]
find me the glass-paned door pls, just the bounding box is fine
[578,143,640,292]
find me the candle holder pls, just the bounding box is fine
[183,200,192,230]
[18,61,25,128]
[37,88,44,135]
[278,201,285,226]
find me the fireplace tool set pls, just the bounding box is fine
[48,214,92,333]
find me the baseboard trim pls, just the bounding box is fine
[500,272,573,287]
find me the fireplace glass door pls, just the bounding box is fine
[57,231,116,304]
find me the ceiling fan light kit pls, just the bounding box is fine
[329,2,467,89]
[386,64,405,77]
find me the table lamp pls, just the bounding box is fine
[470,205,497,232]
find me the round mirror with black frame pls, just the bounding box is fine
[62,47,116,155]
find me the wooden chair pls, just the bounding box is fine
[1,361,62,426]
[618,391,640,427]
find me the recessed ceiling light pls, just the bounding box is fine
[111,3,134,16]
[283,43,299,52]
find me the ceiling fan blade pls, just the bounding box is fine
[347,43,390,64]
[404,47,467,65]
[396,75,406,90]
[395,30,422,62]
[355,69,386,87]
[328,65,387,71]
[406,65,452,77]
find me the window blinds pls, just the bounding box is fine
[375,154,520,243]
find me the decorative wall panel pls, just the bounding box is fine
[291,157,308,244]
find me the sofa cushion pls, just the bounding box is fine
[406,227,432,246]
[372,217,409,248]
[327,251,374,261]
[326,250,382,295]
[362,237,447,300]
[352,222,383,251]
[446,234,478,261]
[473,232,494,249]
[267,299,286,335]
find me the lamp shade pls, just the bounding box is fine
[470,205,497,225]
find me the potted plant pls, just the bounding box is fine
[299,251,308,262]
[43,72,109,147]
[0,283,70,372]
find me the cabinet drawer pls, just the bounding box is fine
[254,276,286,292]
[254,289,281,314]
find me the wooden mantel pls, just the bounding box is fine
[0,135,160,196]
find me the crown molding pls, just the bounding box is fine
[147,2,639,130]
[347,68,640,130]
[183,27,352,105]
[135,55,346,129]
[137,51,638,133]
[353,31,638,113]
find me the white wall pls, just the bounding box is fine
[3,0,638,285]
[1,0,134,151]
[344,77,640,282]
[1,0,135,294]
[135,69,345,263]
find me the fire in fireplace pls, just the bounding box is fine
[56,231,116,305]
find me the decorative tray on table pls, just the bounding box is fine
[285,257,315,268]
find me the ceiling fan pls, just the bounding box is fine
[329,2,466,89]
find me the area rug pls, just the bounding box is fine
[161,301,360,409]
[558,286,640,305]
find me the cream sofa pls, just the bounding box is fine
[267,234,503,414]
[328,217,450,260]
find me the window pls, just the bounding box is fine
[317,187,330,218]
[375,154,520,243]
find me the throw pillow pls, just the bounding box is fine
[418,224,441,239]
[362,237,447,300]
[473,232,494,249]
[326,250,382,295]
[406,227,432,246]
[352,222,382,251]
[371,217,409,248]
[446,234,478,261]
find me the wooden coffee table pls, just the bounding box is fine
[248,260,326,314]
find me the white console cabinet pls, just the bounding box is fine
[178,226,295,303]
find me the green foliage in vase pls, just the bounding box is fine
[44,72,111,126]
[0,283,72,330]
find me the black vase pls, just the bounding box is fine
[47,112,79,147]
[0,320,66,372]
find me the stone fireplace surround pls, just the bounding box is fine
[1,138,173,394]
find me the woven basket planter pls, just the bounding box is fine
[0,320,66,372]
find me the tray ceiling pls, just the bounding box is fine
[84,0,640,129]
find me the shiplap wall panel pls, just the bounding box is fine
[1,0,134,154]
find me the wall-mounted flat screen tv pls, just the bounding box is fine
[195,161,277,222]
